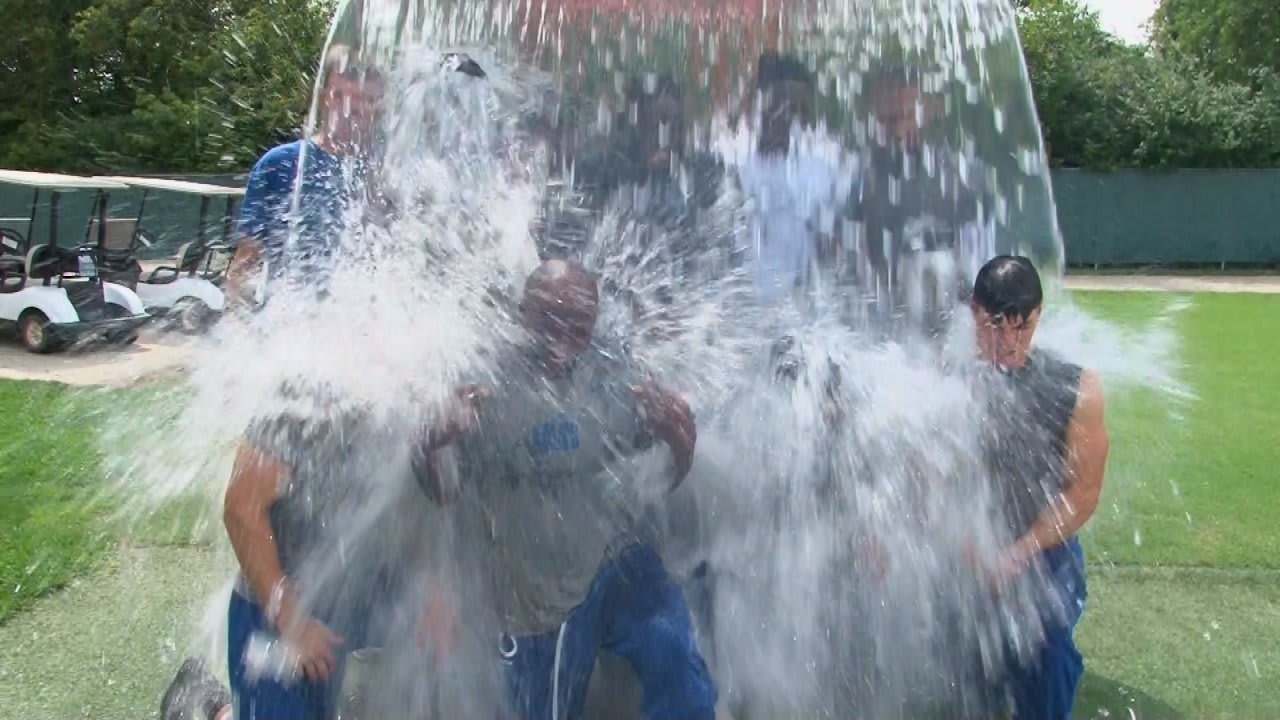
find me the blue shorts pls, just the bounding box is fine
[991,537,1088,720]
[226,587,389,720]
[502,544,718,720]
[227,591,342,720]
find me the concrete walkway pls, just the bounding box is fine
[0,331,192,387]
[1064,273,1280,294]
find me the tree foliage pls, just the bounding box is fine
[0,0,333,173]
[1,0,1280,171]
[1152,0,1280,88]
[1018,0,1280,169]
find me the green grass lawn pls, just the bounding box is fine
[1069,291,1280,719]
[0,379,211,621]
[0,380,110,620]
[1,290,1278,719]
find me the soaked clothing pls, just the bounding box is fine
[981,351,1083,541]
[227,389,418,720]
[854,145,995,333]
[448,345,717,719]
[716,126,857,306]
[502,544,717,720]
[455,344,657,637]
[978,351,1088,720]
[236,140,353,294]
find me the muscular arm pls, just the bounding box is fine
[1010,369,1109,563]
[410,384,492,504]
[224,238,264,311]
[223,441,295,627]
[634,382,697,489]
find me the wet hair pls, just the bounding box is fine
[971,255,1043,322]
[319,45,385,88]
[756,52,814,89]
[626,73,682,102]
[444,52,487,79]
[524,258,599,304]
[866,63,922,92]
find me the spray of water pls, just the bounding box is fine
[75,0,1196,718]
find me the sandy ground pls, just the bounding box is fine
[1064,273,1280,294]
[0,329,193,388]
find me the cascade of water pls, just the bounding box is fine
[85,2,1192,718]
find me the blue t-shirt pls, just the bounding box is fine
[236,140,349,292]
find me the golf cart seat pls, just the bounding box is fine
[23,244,70,282]
[0,232,25,292]
[86,217,142,284]
[145,242,202,285]
[1,226,25,256]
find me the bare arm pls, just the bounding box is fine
[224,238,263,312]
[223,441,292,624]
[1009,369,1109,563]
[410,384,492,504]
[634,382,697,489]
[223,439,343,679]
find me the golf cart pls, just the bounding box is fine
[0,170,151,353]
[90,175,242,334]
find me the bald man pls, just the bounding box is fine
[415,259,717,720]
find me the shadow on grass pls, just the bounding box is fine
[1076,672,1183,720]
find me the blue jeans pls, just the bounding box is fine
[503,544,718,720]
[993,537,1088,720]
[227,591,343,720]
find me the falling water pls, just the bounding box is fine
[82,0,1195,718]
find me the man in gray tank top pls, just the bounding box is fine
[967,255,1110,720]
[416,258,717,720]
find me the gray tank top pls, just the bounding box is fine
[981,351,1083,539]
[240,387,414,633]
[455,345,655,635]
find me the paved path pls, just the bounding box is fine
[1065,274,1280,294]
[0,330,192,387]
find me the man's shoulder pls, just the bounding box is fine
[252,140,306,173]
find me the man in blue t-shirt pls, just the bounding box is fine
[225,45,386,308]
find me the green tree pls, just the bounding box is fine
[0,0,333,172]
[1153,0,1280,87]
[1018,0,1280,168]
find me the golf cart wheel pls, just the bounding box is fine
[104,304,139,345]
[171,298,211,335]
[17,310,56,354]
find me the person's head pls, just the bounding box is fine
[627,73,685,173]
[315,45,387,151]
[867,63,938,150]
[969,255,1043,369]
[519,258,600,375]
[755,52,814,154]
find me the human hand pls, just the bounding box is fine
[281,616,344,682]
[429,384,494,449]
[853,533,888,584]
[416,592,459,664]
[964,540,1029,595]
[631,383,696,480]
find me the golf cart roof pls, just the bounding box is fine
[98,176,244,197]
[0,170,131,191]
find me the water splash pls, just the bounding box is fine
[75,0,1195,718]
